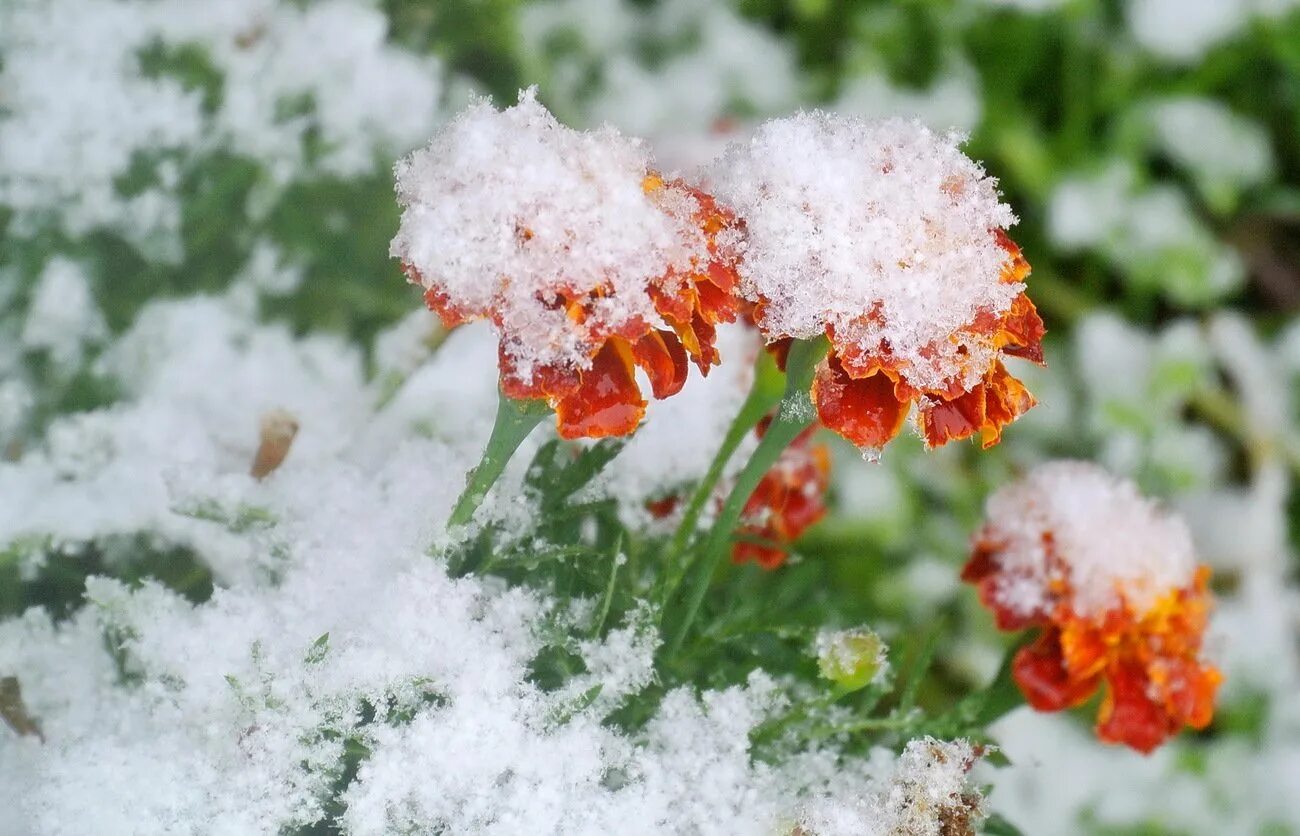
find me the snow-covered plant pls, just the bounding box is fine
[963,461,1221,752]
[12,1,1300,832]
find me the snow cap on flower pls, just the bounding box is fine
[391,88,741,438]
[972,460,1197,618]
[710,112,1043,454]
[963,460,1221,753]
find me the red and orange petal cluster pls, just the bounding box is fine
[962,543,1222,754]
[731,418,831,570]
[797,231,1044,452]
[413,174,742,440]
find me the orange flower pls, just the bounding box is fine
[710,113,1043,456]
[800,231,1044,453]
[962,463,1221,753]
[731,418,831,570]
[410,175,741,439]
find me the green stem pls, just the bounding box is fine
[658,350,785,601]
[805,712,917,741]
[662,336,829,655]
[446,391,551,530]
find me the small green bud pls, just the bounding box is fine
[816,628,888,692]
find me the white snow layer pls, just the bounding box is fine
[0,0,441,253]
[708,112,1020,394]
[0,294,977,834]
[979,460,1198,618]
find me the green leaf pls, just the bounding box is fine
[172,499,278,534]
[983,813,1027,836]
[983,747,1013,768]
[305,632,330,665]
[962,637,1030,728]
[897,620,943,713]
[590,534,622,638]
[547,684,603,726]
[534,438,628,511]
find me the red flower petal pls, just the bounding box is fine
[1097,661,1176,754]
[731,541,790,571]
[812,357,909,450]
[421,285,470,328]
[960,541,999,584]
[995,229,1031,285]
[919,385,987,448]
[632,330,689,400]
[917,362,1035,449]
[686,314,719,373]
[554,339,646,439]
[1158,657,1222,730]
[979,362,1036,448]
[1013,631,1101,712]
[498,344,582,402]
[998,293,1046,365]
[732,425,831,571]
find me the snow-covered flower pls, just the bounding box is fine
[391,89,742,439]
[732,418,831,569]
[710,112,1043,454]
[962,461,1222,753]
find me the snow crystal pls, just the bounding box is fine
[20,258,107,372]
[0,380,34,447]
[0,0,440,249]
[371,308,450,383]
[587,0,799,138]
[1208,312,1291,434]
[1,289,959,834]
[836,69,982,134]
[0,295,375,585]
[391,88,717,382]
[0,0,202,247]
[798,737,984,836]
[195,0,441,181]
[979,461,1198,617]
[708,112,1021,394]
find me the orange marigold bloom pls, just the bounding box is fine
[431,176,740,440]
[732,418,831,570]
[391,91,741,439]
[962,462,1221,753]
[710,113,1044,456]
[804,232,1043,453]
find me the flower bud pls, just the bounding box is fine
[815,627,888,691]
